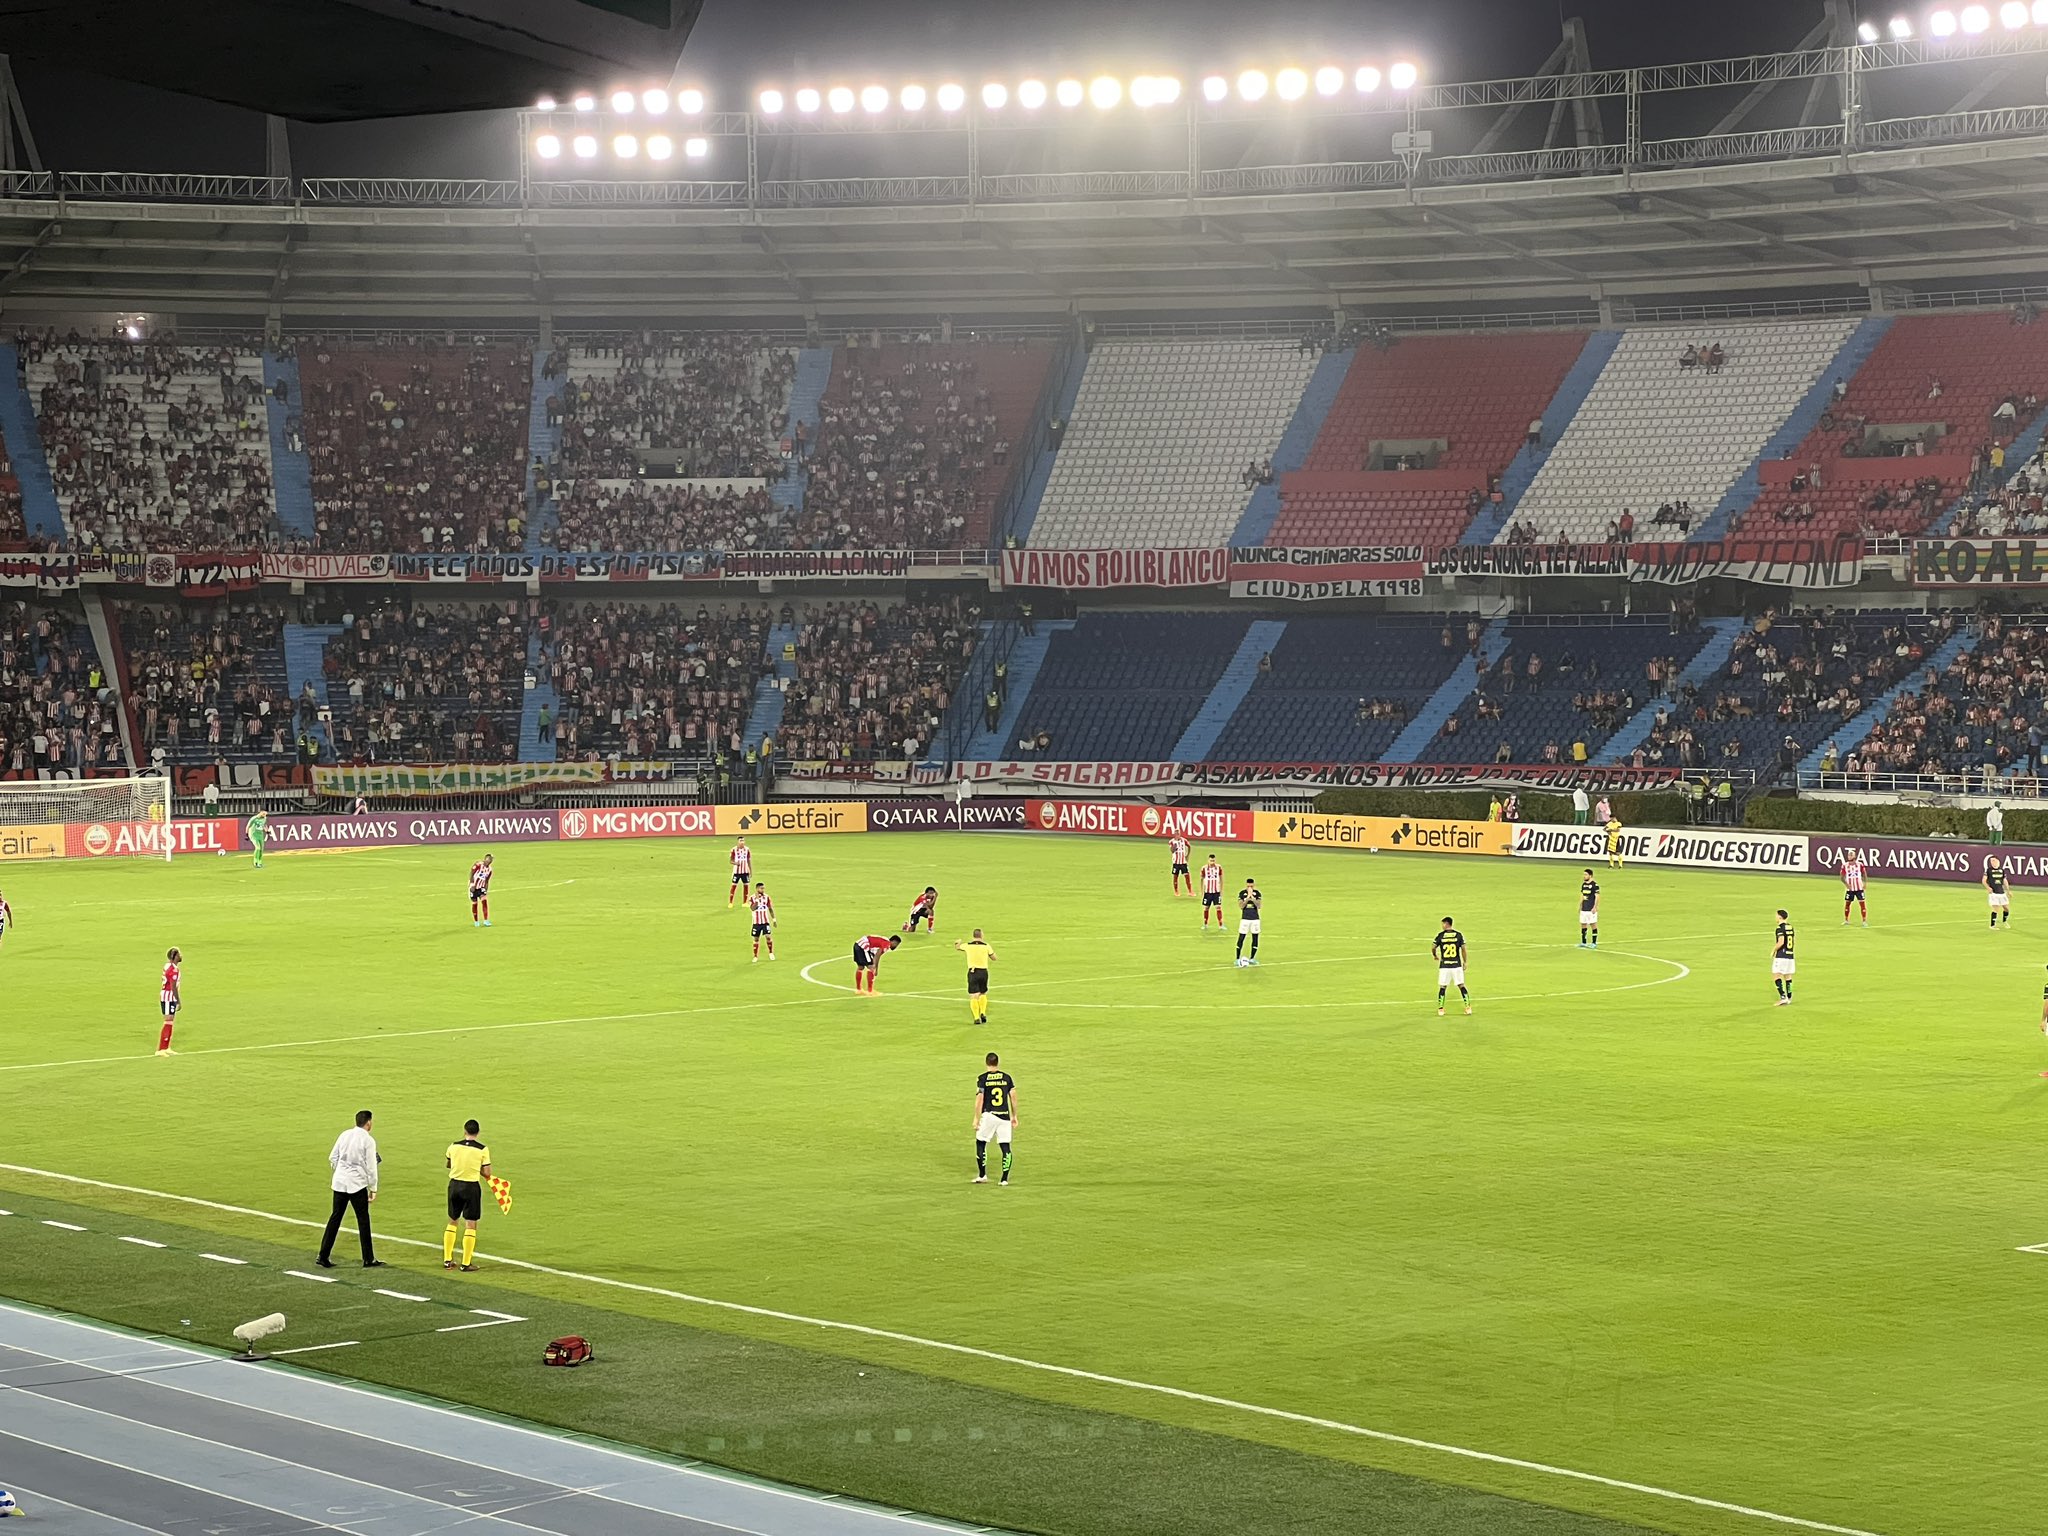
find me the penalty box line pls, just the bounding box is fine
[0,1161,1882,1536]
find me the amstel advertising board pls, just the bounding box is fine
[1023,800,1255,842]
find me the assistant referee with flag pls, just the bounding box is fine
[442,1120,491,1272]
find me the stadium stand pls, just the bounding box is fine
[777,596,978,763]
[1028,341,1318,547]
[549,479,780,554]
[1735,313,2048,539]
[541,600,771,761]
[1503,321,1858,544]
[1006,612,1251,759]
[298,338,530,553]
[1844,612,2038,782]
[21,331,281,553]
[796,341,1049,550]
[554,333,794,482]
[1,597,118,775]
[1268,333,1588,548]
[1957,436,2048,535]
[122,598,292,765]
[1205,617,1471,762]
[323,599,527,762]
[0,421,25,550]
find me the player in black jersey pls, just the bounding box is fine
[1234,880,1263,967]
[1770,909,1796,1005]
[1433,917,1471,1016]
[1578,869,1600,948]
[1985,858,2013,929]
[973,1052,1017,1185]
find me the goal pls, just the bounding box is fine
[0,775,174,862]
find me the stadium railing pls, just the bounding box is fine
[1799,768,2045,799]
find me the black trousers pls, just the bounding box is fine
[319,1187,375,1263]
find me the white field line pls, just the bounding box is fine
[0,1160,1880,1536]
[40,1219,85,1231]
[270,1340,361,1355]
[117,1236,165,1249]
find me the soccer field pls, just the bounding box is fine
[0,829,2041,1536]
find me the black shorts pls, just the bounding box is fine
[966,968,989,996]
[752,922,772,937]
[1202,891,1221,907]
[447,1180,482,1222]
[1844,884,1865,897]
[1172,861,1189,873]
[470,885,487,901]
[731,870,750,885]
[853,942,876,967]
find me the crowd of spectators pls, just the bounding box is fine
[0,599,119,775]
[324,599,527,761]
[0,429,25,550]
[775,596,977,762]
[542,600,771,760]
[21,328,282,553]
[546,479,779,553]
[551,333,793,480]
[1952,445,2048,537]
[1844,612,2037,782]
[299,340,529,553]
[122,599,291,762]
[794,351,996,549]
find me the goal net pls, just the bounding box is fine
[0,775,174,862]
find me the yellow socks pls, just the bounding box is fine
[443,1224,458,1264]
[461,1229,477,1267]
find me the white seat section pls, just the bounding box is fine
[1500,319,1856,543]
[1029,340,1318,547]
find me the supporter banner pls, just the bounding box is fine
[309,762,650,796]
[262,553,392,582]
[1424,538,1862,588]
[557,805,715,841]
[265,811,562,851]
[67,817,242,857]
[725,550,910,579]
[1807,833,2044,883]
[1510,823,1808,871]
[956,761,1680,793]
[0,553,78,591]
[1000,548,1230,590]
[1252,810,1511,856]
[0,823,66,861]
[1023,800,1254,841]
[78,552,265,593]
[1226,545,1428,601]
[1910,538,2048,588]
[172,763,311,796]
[714,801,869,836]
[958,761,1182,789]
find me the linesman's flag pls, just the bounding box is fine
[486,1175,513,1215]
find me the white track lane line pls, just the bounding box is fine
[0,1163,1879,1536]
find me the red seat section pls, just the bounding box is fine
[1267,332,1586,547]
[1731,313,2048,540]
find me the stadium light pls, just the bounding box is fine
[1130,74,1166,107]
[1857,18,1880,38]
[1929,6,1957,29]
[613,133,639,157]
[534,133,562,159]
[677,88,705,113]
[684,136,709,158]
[1276,66,1309,100]
[1389,60,1419,90]
[1889,15,1914,35]
[572,133,597,158]
[572,93,597,111]
[1237,68,1269,101]
[758,88,784,114]
[827,85,855,113]
[900,83,927,110]
[2035,0,2048,21]
[1090,75,1123,108]
[610,89,636,112]
[1202,74,1229,102]
[860,84,890,112]
[642,87,669,113]
[982,81,1008,109]
[647,133,673,159]
[1052,77,1081,107]
[1018,78,1048,108]
[937,82,967,111]
[795,86,822,113]
[1959,3,1990,29]
[1157,75,1182,104]
[1355,64,1382,92]
[536,95,557,111]
[2000,0,2028,24]
[1314,65,1344,96]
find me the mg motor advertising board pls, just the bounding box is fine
[1024,800,1254,841]
[558,806,714,841]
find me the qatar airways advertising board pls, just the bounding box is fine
[1806,834,2044,884]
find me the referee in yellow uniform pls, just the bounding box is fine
[442,1120,491,1272]
[955,928,996,1025]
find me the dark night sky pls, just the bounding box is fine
[1,0,1841,179]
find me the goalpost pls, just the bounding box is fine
[0,775,174,861]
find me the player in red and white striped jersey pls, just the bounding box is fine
[852,932,902,994]
[748,884,777,962]
[727,838,753,907]
[1200,854,1226,931]
[469,855,494,927]
[156,948,182,1055]
[1169,835,1192,894]
[903,885,939,933]
[0,889,13,954]
[1840,856,1868,927]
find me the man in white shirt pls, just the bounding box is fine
[1571,784,1591,825]
[1988,801,2006,847]
[317,1108,385,1269]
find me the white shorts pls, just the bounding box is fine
[1579,907,1597,925]
[976,1112,1013,1145]
[1989,893,2010,909]
[1239,918,1260,935]
[1437,966,1465,987]
[1771,957,1796,977]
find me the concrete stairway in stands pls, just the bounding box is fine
[1231,352,1352,546]
[743,622,799,752]
[518,624,558,763]
[1466,330,1622,544]
[0,343,64,545]
[264,350,317,543]
[283,623,342,762]
[524,353,567,552]
[1173,620,1288,759]
[1596,618,1744,763]
[1695,316,1891,541]
[961,620,1073,759]
[773,348,834,522]
[1384,618,1513,760]
[1798,626,1977,774]
[1005,342,1088,545]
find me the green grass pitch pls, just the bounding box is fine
[1,829,2043,1536]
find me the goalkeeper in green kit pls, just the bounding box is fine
[246,810,269,868]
